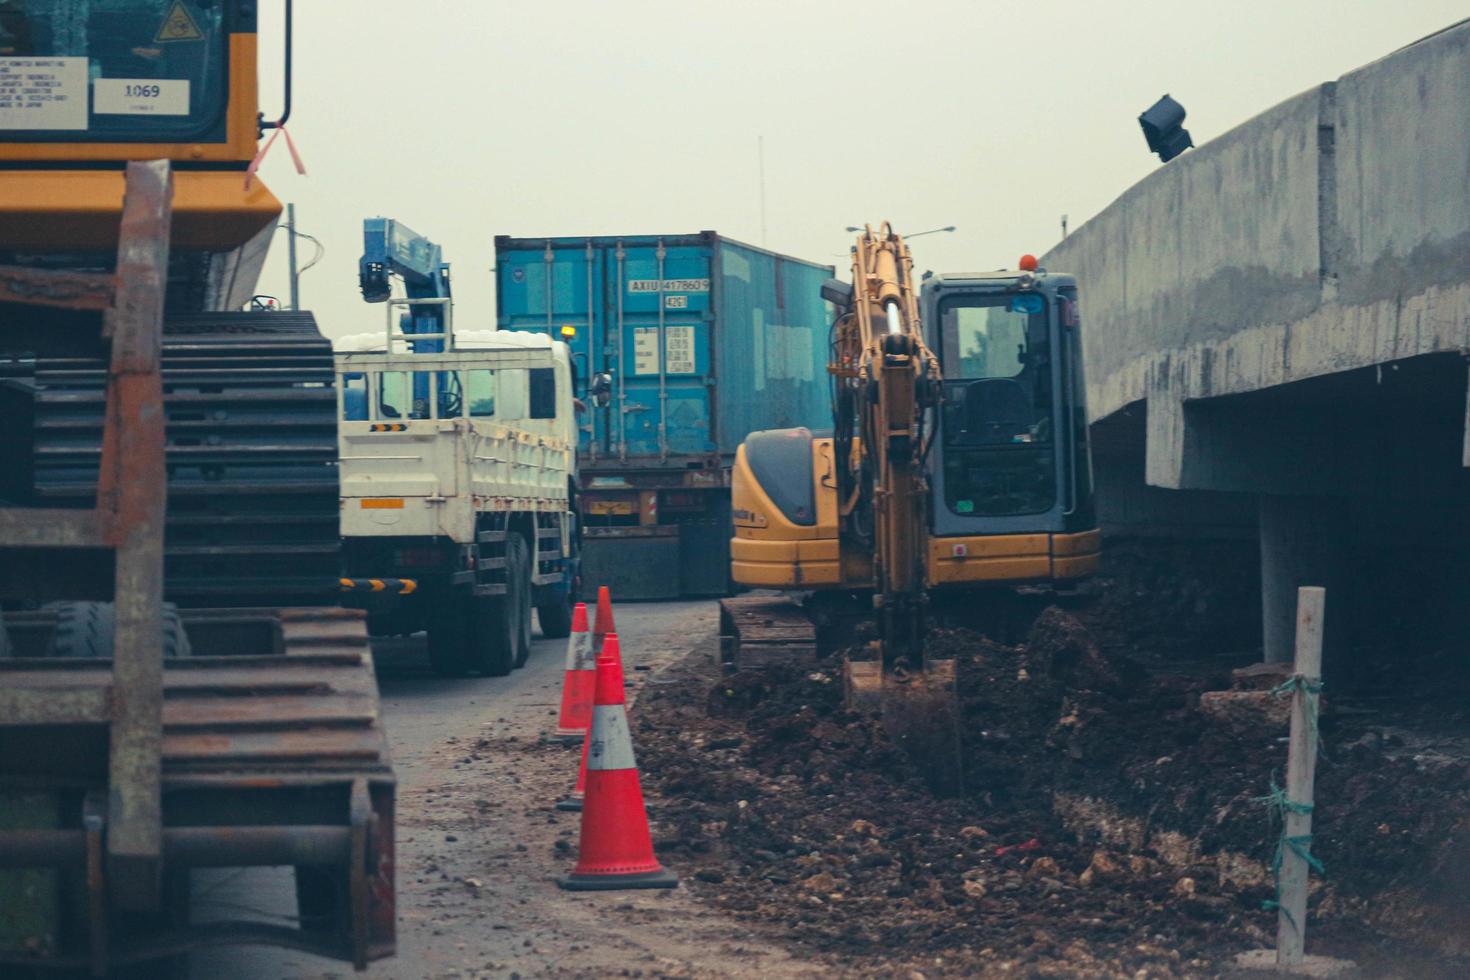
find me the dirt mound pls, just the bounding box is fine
[634,610,1470,977]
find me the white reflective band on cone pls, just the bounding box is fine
[586,704,638,771]
[565,630,594,671]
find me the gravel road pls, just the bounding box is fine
[188,599,819,980]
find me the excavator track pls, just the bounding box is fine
[5,311,340,608]
[718,594,817,672]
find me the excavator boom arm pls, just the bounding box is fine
[835,224,941,664]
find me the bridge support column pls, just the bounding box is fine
[1259,495,1343,665]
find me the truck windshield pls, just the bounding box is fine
[0,0,228,141]
[937,293,1057,517]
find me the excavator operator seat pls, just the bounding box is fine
[960,378,1035,443]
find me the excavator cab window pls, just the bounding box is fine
[937,294,1057,517]
[0,0,230,143]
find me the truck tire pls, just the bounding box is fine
[507,534,534,668]
[473,594,515,677]
[426,590,474,677]
[536,595,574,640]
[536,512,579,640]
[44,601,191,658]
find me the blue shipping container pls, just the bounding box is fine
[494,232,834,460]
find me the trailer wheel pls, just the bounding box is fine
[426,590,474,677]
[42,601,191,658]
[507,534,534,668]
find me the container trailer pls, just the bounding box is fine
[495,232,833,598]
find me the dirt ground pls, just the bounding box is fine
[191,581,1469,979]
[633,605,1470,979]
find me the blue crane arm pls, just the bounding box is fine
[358,217,450,303]
[358,217,453,352]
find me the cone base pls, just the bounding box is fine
[554,796,583,812]
[551,729,587,745]
[557,867,678,892]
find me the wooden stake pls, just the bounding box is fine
[1278,586,1325,967]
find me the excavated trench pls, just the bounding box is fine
[632,549,1469,978]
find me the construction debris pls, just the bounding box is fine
[633,607,1470,977]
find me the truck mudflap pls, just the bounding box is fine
[0,607,396,972]
[581,526,681,599]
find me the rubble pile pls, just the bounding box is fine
[633,609,1470,978]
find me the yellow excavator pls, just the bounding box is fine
[720,223,1100,708]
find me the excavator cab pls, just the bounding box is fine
[922,270,1099,594]
[0,0,281,267]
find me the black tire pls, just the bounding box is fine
[507,534,534,669]
[0,614,11,658]
[537,594,574,640]
[43,601,190,658]
[473,594,516,677]
[426,590,474,677]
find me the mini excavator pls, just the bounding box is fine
[721,223,1100,722]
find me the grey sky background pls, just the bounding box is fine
[252,1,1466,339]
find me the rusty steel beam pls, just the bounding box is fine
[0,507,102,548]
[100,160,173,913]
[0,264,115,311]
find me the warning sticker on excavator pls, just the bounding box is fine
[155,1,205,42]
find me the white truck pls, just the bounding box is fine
[335,305,581,676]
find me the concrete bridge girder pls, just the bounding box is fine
[1042,20,1470,671]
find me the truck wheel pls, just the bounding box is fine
[473,594,515,677]
[426,591,474,677]
[43,601,191,658]
[507,534,534,668]
[536,596,574,640]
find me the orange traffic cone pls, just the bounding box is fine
[556,631,625,812]
[556,726,591,812]
[592,586,615,653]
[552,603,596,744]
[557,636,676,891]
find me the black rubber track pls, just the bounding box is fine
[12,312,341,608]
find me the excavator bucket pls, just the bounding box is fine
[844,651,964,797]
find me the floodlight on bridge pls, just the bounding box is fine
[1139,94,1194,163]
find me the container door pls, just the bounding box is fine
[608,240,714,459]
[497,242,606,454]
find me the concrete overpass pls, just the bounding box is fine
[1043,20,1470,669]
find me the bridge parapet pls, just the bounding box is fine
[1047,20,1470,489]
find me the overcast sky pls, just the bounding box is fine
[251,1,1466,338]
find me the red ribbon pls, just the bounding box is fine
[245,124,307,190]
